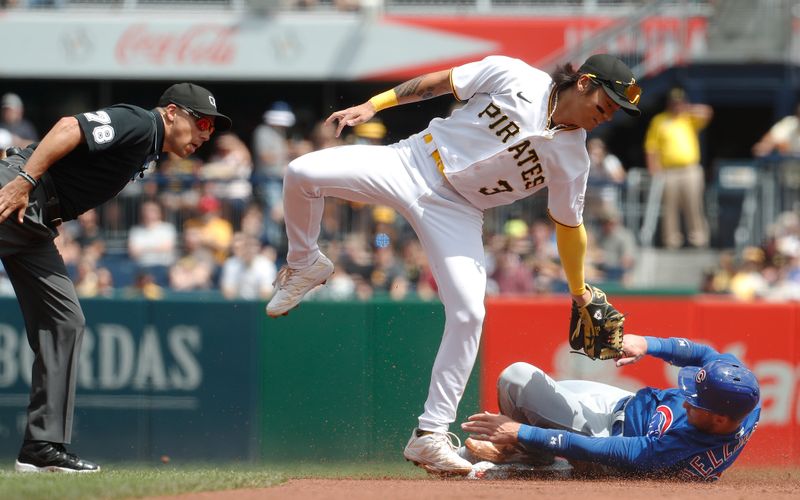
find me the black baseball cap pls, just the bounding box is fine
[578,54,641,116]
[158,83,232,130]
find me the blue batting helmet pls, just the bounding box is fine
[678,359,760,420]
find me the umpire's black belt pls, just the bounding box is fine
[1,146,62,228]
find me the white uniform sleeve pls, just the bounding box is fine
[547,175,588,227]
[544,134,590,226]
[450,56,522,101]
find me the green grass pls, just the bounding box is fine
[2,463,797,499]
[0,461,428,500]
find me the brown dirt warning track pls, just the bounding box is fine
[149,467,800,500]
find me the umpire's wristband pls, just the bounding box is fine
[17,170,38,188]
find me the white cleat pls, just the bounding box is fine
[403,428,473,476]
[266,254,334,317]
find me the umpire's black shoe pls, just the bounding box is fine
[15,441,101,473]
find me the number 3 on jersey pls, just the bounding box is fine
[479,179,513,196]
[83,110,115,144]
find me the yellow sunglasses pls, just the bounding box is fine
[585,73,642,105]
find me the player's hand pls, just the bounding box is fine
[325,102,377,138]
[461,411,521,445]
[615,333,648,367]
[0,177,32,224]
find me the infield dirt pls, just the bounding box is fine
[149,468,800,500]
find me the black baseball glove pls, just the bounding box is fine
[569,284,625,360]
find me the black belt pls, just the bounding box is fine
[40,171,62,228]
[3,146,62,228]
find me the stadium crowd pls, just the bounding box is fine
[0,91,798,302]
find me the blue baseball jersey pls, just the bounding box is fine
[517,337,760,480]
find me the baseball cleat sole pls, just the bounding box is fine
[406,458,471,476]
[15,460,101,474]
[266,280,329,318]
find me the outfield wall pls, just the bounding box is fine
[0,296,796,465]
[481,296,800,466]
[0,298,479,463]
[0,298,265,462]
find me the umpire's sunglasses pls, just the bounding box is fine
[584,73,642,105]
[174,104,215,133]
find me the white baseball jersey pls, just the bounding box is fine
[425,56,590,226]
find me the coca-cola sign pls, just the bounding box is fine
[115,24,236,66]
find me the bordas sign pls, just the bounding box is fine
[0,298,262,462]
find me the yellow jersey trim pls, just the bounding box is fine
[450,69,462,102]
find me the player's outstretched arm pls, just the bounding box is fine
[461,411,521,445]
[615,334,648,367]
[326,69,453,137]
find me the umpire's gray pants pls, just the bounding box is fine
[0,164,85,444]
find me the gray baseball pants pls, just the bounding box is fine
[497,362,633,437]
[0,162,85,445]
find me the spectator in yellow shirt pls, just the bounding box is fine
[644,88,713,249]
[184,195,234,265]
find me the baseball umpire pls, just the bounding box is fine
[0,83,230,473]
[462,334,760,481]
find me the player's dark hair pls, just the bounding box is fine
[551,63,602,93]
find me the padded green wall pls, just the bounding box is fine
[0,297,479,462]
[260,300,480,461]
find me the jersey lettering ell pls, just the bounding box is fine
[423,56,590,226]
[622,386,759,480]
[617,338,761,480]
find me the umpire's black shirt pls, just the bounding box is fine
[43,104,164,222]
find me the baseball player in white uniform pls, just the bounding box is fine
[266,54,642,474]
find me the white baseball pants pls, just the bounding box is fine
[283,133,486,433]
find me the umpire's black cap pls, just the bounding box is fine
[158,83,232,130]
[578,54,641,116]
